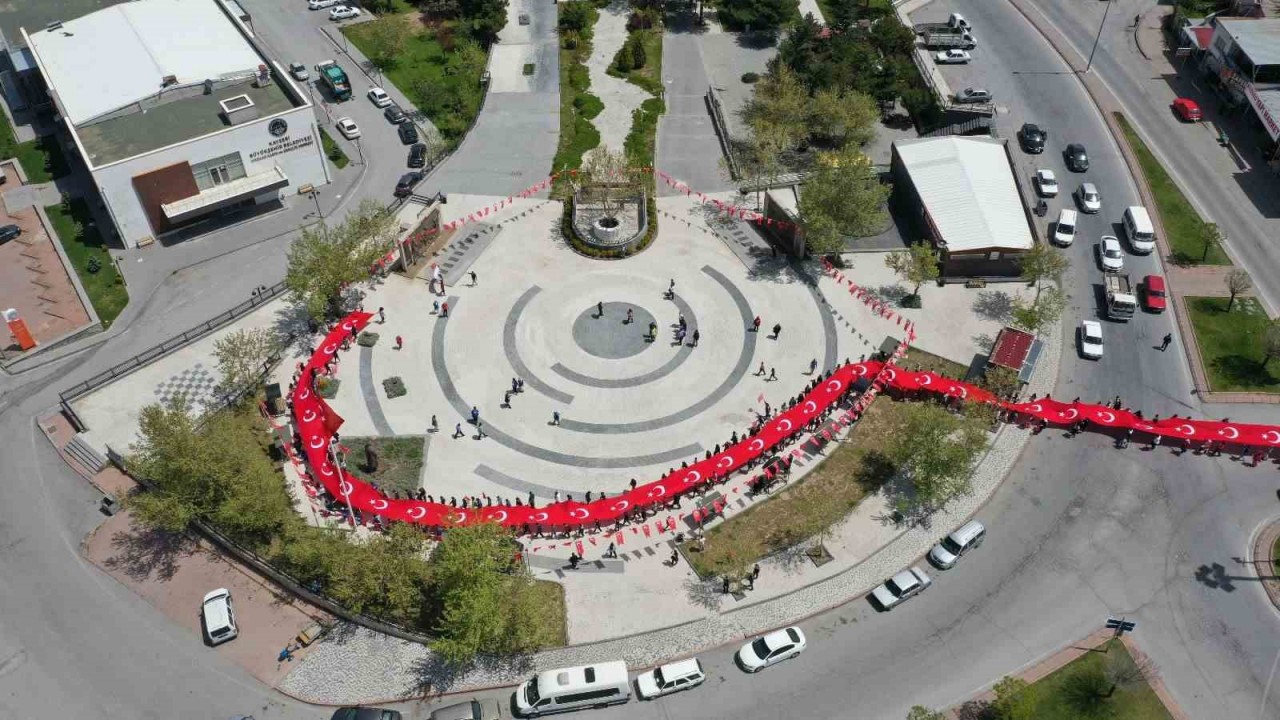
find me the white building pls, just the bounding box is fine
[23,0,330,248]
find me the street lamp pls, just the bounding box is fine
[327,440,356,528]
[308,187,323,220]
[1086,0,1113,74]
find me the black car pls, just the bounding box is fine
[1064,143,1090,172]
[398,122,419,145]
[394,171,424,198]
[407,142,427,168]
[1019,123,1046,154]
[383,103,407,124]
[0,224,20,245]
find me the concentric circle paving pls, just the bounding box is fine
[570,302,655,359]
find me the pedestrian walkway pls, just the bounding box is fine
[587,0,652,152]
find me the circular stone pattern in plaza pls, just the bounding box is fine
[571,302,655,359]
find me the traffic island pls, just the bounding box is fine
[1181,295,1280,399]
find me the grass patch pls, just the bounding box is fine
[1273,534,1280,571]
[344,18,486,149]
[0,113,70,183]
[526,579,568,648]
[1115,113,1229,265]
[683,400,900,577]
[1009,640,1173,720]
[624,98,665,169]
[1186,296,1279,392]
[382,376,407,398]
[340,435,425,496]
[42,199,127,328]
[608,27,665,97]
[553,3,602,194]
[900,346,968,379]
[318,127,350,169]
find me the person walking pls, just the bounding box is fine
[470,270,477,286]
[809,358,818,374]
[431,415,439,433]
[626,308,633,324]
[691,329,700,347]
[669,549,679,566]
[433,300,439,315]
[552,410,561,426]
[1160,333,1172,351]
[768,367,777,381]
[668,278,676,298]
[752,316,761,332]
[649,321,658,340]
[453,423,463,438]
[378,307,386,324]
[756,361,766,377]
[395,335,403,350]
[503,391,512,408]
[597,301,604,318]
[772,323,782,339]
[471,406,480,424]
[441,302,449,318]
[606,542,616,559]
[476,420,486,438]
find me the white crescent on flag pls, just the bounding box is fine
[342,321,354,331]
[1062,408,1079,421]
[683,470,701,484]
[826,379,842,393]
[453,511,468,524]
[302,409,318,423]
[884,368,897,382]
[717,456,733,469]
[649,486,667,498]
[1177,424,1196,436]
[309,436,325,449]
[570,508,590,519]
[611,500,630,513]
[319,464,334,477]
[339,480,353,496]
[853,364,868,377]
[919,374,932,386]
[777,418,793,433]
[1265,430,1280,444]
[371,498,388,510]
[323,343,337,355]
[492,510,508,523]
[533,512,549,522]
[1219,427,1240,440]
[298,388,311,400]
[749,439,765,452]
[803,400,818,414]
[408,506,426,520]
[956,386,968,399]
[1028,404,1043,413]
[1097,411,1116,424]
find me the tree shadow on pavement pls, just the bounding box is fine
[408,651,533,698]
[972,290,1015,323]
[683,575,726,611]
[103,525,198,583]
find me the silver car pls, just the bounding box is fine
[870,566,932,610]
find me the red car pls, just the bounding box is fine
[1143,274,1167,312]
[1173,98,1202,122]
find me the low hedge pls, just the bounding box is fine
[561,195,659,260]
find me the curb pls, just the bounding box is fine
[1249,515,1280,613]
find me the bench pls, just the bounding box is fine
[965,278,987,289]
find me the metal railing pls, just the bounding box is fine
[705,86,741,180]
[59,281,289,431]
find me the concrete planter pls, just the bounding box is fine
[592,217,621,244]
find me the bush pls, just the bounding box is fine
[357,331,380,346]
[900,294,922,309]
[742,72,760,83]
[317,377,341,399]
[630,35,647,69]
[559,1,594,32]
[383,376,407,399]
[615,45,633,73]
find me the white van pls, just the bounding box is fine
[928,520,986,569]
[1053,208,1077,247]
[1122,206,1155,255]
[516,661,631,716]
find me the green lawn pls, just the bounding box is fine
[43,200,127,328]
[1273,534,1280,571]
[624,98,665,169]
[1013,640,1174,720]
[526,579,568,648]
[0,113,70,184]
[1115,113,1230,265]
[318,127,350,169]
[340,435,425,496]
[1186,296,1279,392]
[344,18,486,148]
[900,346,968,379]
[608,27,664,97]
[553,4,603,194]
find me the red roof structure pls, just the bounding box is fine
[989,327,1035,371]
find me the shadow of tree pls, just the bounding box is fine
[971,333,995,353]
[1210,355,1279,389]
[683,574,727,611]
[877,283,909,304]
[972,290,1015,323]
[103,526,197,583]
[955,699,995,720]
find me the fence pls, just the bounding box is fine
[103,448,436,645]
[705,86,741,180]
[59,281,289,432]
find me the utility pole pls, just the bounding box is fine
[1086,0,1113,74]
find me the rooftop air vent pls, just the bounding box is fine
[219,94,258,126]
[161,75,177,87]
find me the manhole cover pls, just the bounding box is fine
[519,13,529,24]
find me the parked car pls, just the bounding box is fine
[1019,123,1046,153]
[954,87,991,104]
[394,171,424,198]
[384,103,407,124]
[870,566,932,610]
[0,224,21,245]
[330,5,361,19]
[367,87,392,107]
[289,62,309,81]
[408,143,428,168]
[428,698,502,720]
[398,122,420,145]
[934,49,971,64]
[929,520,986,569]
[1080,320,1104,360]
[1064,143,1090,172]
[1053,208,1077,247]
[1035,169,1058,197]
[736,627,807,672]
[335,117,360,140]
[308,0,338,9]
[1075,182,1101,213]
[636,658,707,699]
[1173,97,1202,122]
[201,588,238,646]
[331,708,402,720]
[1143,274,1167,313]
[1100,235,1125,272]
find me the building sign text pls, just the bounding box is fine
[249,134,314,162]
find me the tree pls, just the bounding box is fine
[990,676,1036,720]
[1262,318,1280,368]
[1061,663,1115,718]
[741,65,810,144]
[981,365,1021,400]
[576,147,642,220]
[328,523,431,622]
[1019,242,1069,300]
[1103,644,1159,695]
[363,16,414,77]
[430,522,545,665]
[285,199,397,321]
[421,0,461,18]
[809,87,878,149]
[558,1,594,32]
[213,327,281,399]
[740,121,793,210]
[1225,268,1252,311]
[883,242,940,299]
[719,0,795,31]
[630,34,647,69]
[458,0,508,43]
[1200,222,1223,262]
[882,403,989,512]
[796,148,891,255]
[905,707,947,720]
[1011,286,1067,337]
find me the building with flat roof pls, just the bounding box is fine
[890,136,1036,279]
[23,0,329,247]
[1204,17,1280,149]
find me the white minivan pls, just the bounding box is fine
[516,661,631,716]
[1122,206,1155,254]
[929,520,986,569]
[1053,208,1077,247]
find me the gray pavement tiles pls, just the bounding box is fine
[503,286,576,405]
[358,345,395,436]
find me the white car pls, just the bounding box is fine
[288,62,309,81]
[934,49,971,64]
[736,627,806,672]
[329,5,360,19]
[636,658,706,699]
[871,566,932,610]
[1080,320,1104,359]
[335,117,360,140]
[1035,169,1058,197]
[1053,208,1077,247]
[307,0,338,8]
[367,87,392,107]
[202,588,238,646]
[1100,235,1125,272]
[1076,182,1101,213]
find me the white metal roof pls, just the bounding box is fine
[894,136,1033,253]
[27,0,263,126]
[1217,18,1280,69]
